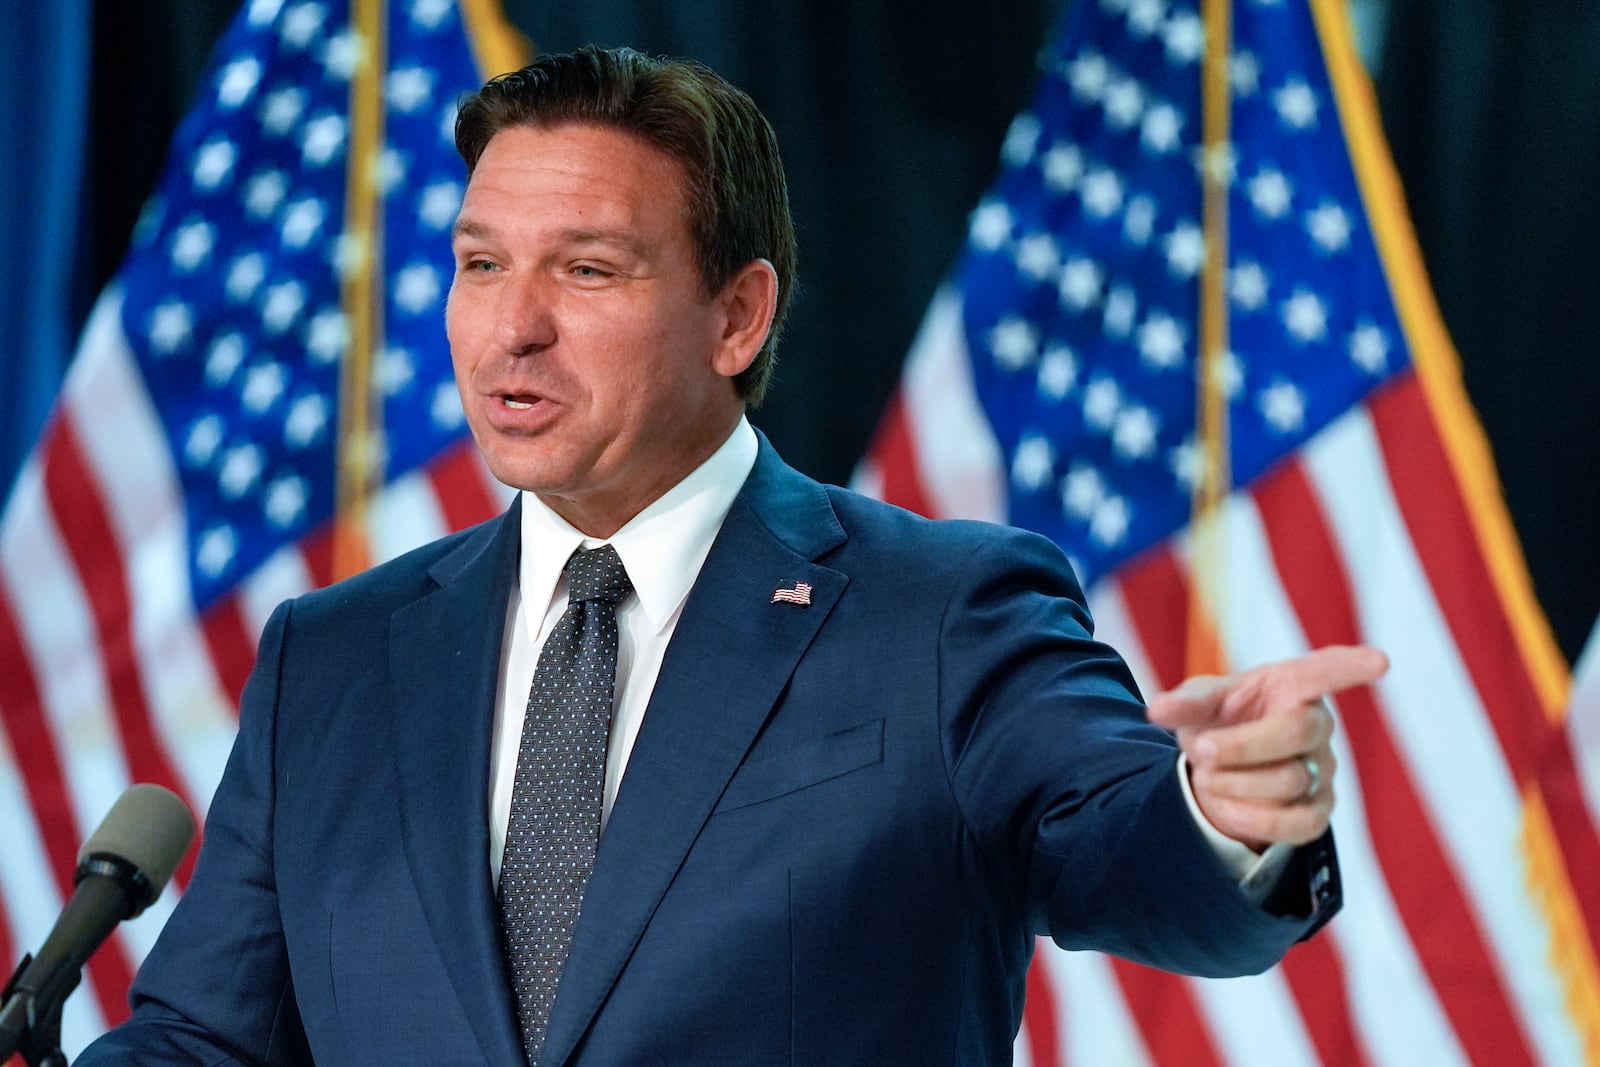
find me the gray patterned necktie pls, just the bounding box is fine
[498,544,632,1065]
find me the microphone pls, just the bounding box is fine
[0,784,197,1065]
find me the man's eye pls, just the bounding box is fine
[573,265,609,278]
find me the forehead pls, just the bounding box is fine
[457,123,691,233]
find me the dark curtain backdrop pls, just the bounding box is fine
[1377,0,1600,663]
[64,0,1600,663]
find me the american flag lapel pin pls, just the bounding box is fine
[771,581,812,606]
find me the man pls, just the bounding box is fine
[79,46,1384,1065]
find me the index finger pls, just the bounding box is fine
[1222,645,1388,721]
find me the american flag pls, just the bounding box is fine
[771,582,814,606]
[855,0,1600,1064]
[0,0,522,1055]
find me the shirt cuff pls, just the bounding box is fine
[1176,753,1294,903]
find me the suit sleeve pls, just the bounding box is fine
[75,601,310,1065]
[937,527,1337,978]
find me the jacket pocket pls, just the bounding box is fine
[712,718,884,814]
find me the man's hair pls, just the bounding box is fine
[454,46,797,405]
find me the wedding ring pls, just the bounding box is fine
[1301,755,1323,800]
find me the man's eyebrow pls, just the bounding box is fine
[451,217,491,242]
[449,218,654,256]
[558,228,656,256]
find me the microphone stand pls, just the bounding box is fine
[0,953,70,1067]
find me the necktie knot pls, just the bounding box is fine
[564,544,632,607]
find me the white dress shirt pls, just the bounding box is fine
[488,418,758,884]
[486,416,1286,892]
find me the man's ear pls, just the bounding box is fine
[710,258,779,379]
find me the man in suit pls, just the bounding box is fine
[79,46,1385,1065]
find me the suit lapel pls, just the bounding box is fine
[388,501,526,1065]
[540,444,849,1066]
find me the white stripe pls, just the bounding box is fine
[1039,946,1152,1066]
[1301,408,1584,1067]
[0,464,133,840]
[0,737,109,1058]
[899,286,1007,522]
[1188,971,1316,1067]
[1192,487,1465,1067]
[1012,1024,1034,1067]
[1170,500,1323,1067]
[62,292,236,820]
[368,466,451,564]
[1567,617,1600,835]
[845,456,884,500]
[1323,728,1469,1067]
[1092,570,1317,1067]
[237,545,315,639]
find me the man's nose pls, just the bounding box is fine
[494,272,557,355]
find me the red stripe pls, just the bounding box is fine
[429,439,508,530]
[1253,456,1537,1065]
[0,585,137,1028]
[1118,542,1370,1065]
[1021,939,1063,1067]
[1370,374,1600,948]
[40,420,201,892]
[1368,376,1544,773]
[199,594,256,713]
[1277,932,1371,1067]
[1109,548,1241,1067]
[865,391,937,519]
[1115,546,1193,688]
[300,526,334,589]
[1109,959,1224,1067]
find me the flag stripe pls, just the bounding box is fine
[1371,379,1600,958]
[1106,553,1240,1067]
[41,419,203,890]
[1251,455,1538,1066]
[1111,960,1224,1067]
[1115,544,1353,1067]
[426,438,509,532]
[200,597,256,711]
[1277,937,1371,1067]
[1320,734,1469,1067]
[61,322,238,824]
[1188,487,1451,1067]
[1040,944,1153,1066]
[367,467,451,563]
[0,728,112,1053]
[1368,382,1545,776]
[0,588,136,1028]
[1022,941,1064,1067]
[1304,403,1588,1066]
[1166,511,1357,1067]
[864,393,936,522]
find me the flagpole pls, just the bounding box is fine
[334,0,387,581]
[1188,0,1233,678]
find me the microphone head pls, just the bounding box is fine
[77,784,197,909]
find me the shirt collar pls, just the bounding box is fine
[517,416,759,636]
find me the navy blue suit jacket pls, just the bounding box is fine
[79,440,1338,1065]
